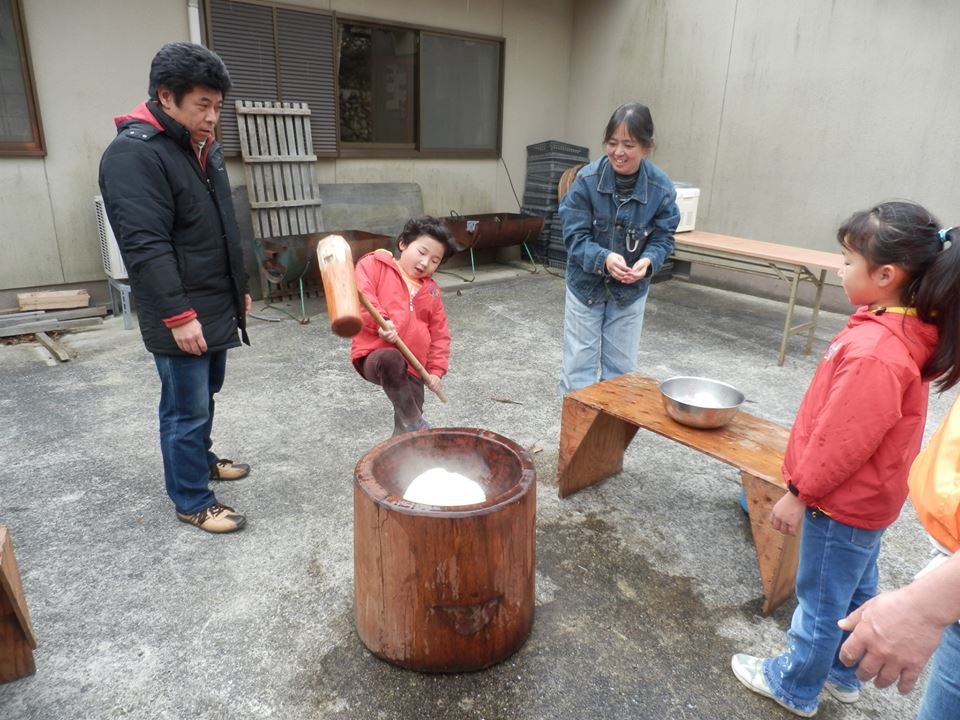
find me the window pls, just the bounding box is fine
[206,2,504,158]
[337,20,502,157]
[419,33,500,152]
[0,0,44,156]
[207,0,337,156]
[338,23,416,147]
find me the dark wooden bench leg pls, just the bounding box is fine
[741,471,800,616]
[0,528,37,684]
[558,396,638,498]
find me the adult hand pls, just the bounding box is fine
[623,258,652,284]
[378,319,399,344]
[605,252,632,282]
[424,373,444,396]
[171,319,207,356]
[770,492,806,535]
[838,587,944,694]
[243,294,252,315]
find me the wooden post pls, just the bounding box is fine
[0,527,37,684]
[741,472,801,616]
[354,429,536,672]
[558,396,639,498]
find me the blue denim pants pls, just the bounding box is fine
[153,350,227,515]
[763,508,884,714]
[917,621,960,720]
[559,285,647,395]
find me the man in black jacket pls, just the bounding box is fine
[99,42,251,533]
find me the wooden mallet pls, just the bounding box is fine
[316,235,447,403]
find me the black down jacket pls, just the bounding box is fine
[98,101,249,355]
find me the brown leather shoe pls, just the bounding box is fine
[176,503,246,533]
[210,459,250,481]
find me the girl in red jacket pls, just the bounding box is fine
[351,216,456,435]
[732,201,960,717]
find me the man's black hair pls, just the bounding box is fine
[148,42,232,105]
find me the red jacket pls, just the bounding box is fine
[351,250,451,378]
[783,307,938,529]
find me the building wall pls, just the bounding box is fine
[1,0,574,292]
[566,0,960,255]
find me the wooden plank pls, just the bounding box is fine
[0,527,37,684]
[46,306,108,321]
[557,398,638,498]
[0,311,46,327]
[236,105,311,116]
[742,471,800,616]
[0,306,107,328]
[0,317,102,338]
[249,198,325,210]
[16,289,90,311]
[0,529,35,647]
[676,230,842,272]
[562,374,788,486]
[279,106,301,235]
[35,331,70,362]
[272,104,291,234]
[243,154,318,163]
[264,111,287,237]
[55,318,103,331]
[0,319,58,338]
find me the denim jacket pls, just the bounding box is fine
[559,155,680,307]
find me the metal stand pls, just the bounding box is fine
[107,277,133,330]
[441,241,540,283]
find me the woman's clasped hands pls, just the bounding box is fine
[605,252,651,284]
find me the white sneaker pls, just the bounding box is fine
[730,653,818,718]
[824,679,860,703]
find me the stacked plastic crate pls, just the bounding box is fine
[521,140,590,269]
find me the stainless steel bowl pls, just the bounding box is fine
[659,376,745,429]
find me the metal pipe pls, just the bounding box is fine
[187,0,202,45]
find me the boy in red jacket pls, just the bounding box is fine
[352,216,456,435]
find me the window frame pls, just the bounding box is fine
[205,1,504,160]
[0,0,45,157]
[335,13,504,160]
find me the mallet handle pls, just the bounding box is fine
[357,291,448,403]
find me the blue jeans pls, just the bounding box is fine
[763,508,884,714]
[559,285,647,395]
[153,350,227,515]
[917,622,960,720]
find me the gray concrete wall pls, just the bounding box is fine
[567,0,960,256]
[1,1,189,292]
[1,0,573,294]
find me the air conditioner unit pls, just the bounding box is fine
[94,195,127,280]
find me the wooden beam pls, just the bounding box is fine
[35,332,70,362]
[0,527,37,684]
[0,317,103,339]
[17,289,90,311]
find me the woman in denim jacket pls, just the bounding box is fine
[558,103,680,394]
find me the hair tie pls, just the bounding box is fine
[938,226,955,251]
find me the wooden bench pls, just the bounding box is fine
[673,230,843,365]
[558,374,799,616]
[0,527,37,683]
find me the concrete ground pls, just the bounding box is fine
[2,266,957,720]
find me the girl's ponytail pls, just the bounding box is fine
[915,226,960,391]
